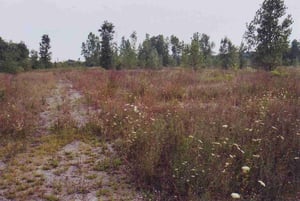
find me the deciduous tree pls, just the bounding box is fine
[199,33,215,67]
[219,37,238,69]
[81,32,101,67]
[244,0,293,70]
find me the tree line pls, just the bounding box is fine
[1,0,300,73]
[0,34,54,73]
[81,0,298,71]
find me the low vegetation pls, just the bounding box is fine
[0,67,299,200]
[59,67,299,200]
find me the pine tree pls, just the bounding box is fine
[39,34,52,68]
[98,21,115,69]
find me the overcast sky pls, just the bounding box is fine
[0,0,299,61]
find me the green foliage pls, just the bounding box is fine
[181,33,215,69]
[119,32,137,69]
[190,33,204,69]
[0,37,30,73]
[244,0,293,70]
[181,33,205,69]
[284,39,300,66]
[138,34,160,68]
[81,32,101,67]
[219,37,238,69]
[170,35,183,66]
[239,43,249,69]
[30,50,40,69]
[137,34,170,68]
[39,34,52,68]
[199,33,215,67]
[150,35,169,66]
[99,21,115,69]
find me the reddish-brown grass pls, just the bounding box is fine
[1,68,299,200]
[62,67,299,200]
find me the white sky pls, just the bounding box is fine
[0,0,299,61]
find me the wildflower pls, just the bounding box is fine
[212,142,221,146]
[242,166,250,174]
[133,106,138,113]
[225,162,230,167]
[252,138,262,142]
[277,135,285,140]
[233,143,245,154]
[258,180,266,187]
[294,157,299,160]
[188,135,194,139]
[253,154,260,158]
[182,161,188,166]
[231,193,241,199]
[229,154,236,159]
[222,125,228,128]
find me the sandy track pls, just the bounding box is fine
[0,79,143,201]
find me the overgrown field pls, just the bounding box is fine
[0,68,299,200]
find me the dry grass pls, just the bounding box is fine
[65,67,300,200]
[0,72,56,160]
[0,68,299,200]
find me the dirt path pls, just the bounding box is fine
[0,80,143,201]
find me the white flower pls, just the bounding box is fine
[231,193,241,199]
[229,154,236,158]
[188,135,194,139]
[252,138,262,142]
[133,106,138,113]
[277,135,285,140]
[258,180,266,187]
[233,143,245,154]
[242,166,250,174]
[222,125,228,128]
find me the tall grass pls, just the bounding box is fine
[64,68,300,200]
[0,72,56,160]
[2,68,292,200]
